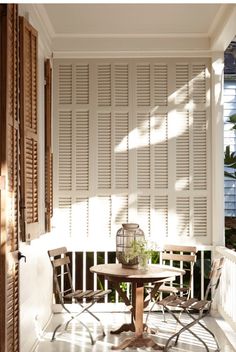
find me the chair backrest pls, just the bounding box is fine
[205,257,225,302]
[161,244,198,297]
[48,247,74,303]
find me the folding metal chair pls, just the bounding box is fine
[48,247,111,345]
[145,244,197,323]
[159,257,225,352]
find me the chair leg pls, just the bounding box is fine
[51,301,97,345]
[77,300,106,337]
[163,306,210,352]
[185,311,221,352]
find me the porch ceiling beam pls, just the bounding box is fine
[210,4,236,51]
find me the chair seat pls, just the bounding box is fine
[64,289,111,301]
[159,294,210,311]
[159,284,190,294]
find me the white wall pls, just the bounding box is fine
[18,5,58,352]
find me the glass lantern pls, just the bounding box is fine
[116,223,144,268]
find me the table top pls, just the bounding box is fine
[90,263,185,283]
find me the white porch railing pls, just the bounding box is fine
[215,245,236,331]
[53,246,214,312]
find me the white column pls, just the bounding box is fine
[211,52,225,248]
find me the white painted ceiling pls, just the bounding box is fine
[43,4,221,36]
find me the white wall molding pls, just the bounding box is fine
[51,36,210,57]
[52,50,213,59]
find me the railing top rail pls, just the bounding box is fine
[216,245,236,262]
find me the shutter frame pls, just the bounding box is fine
[45,58,53,232]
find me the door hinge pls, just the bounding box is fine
[0,176,5,190]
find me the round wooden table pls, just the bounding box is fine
[90,263,185,350]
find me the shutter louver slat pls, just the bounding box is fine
[137,112,150,188]
[115,112,129,189]
[136,64,150,106]
[76,64,89,105]
[98,64,111,106]
[176,197,190,236]
[76,110,89,190]
[59,197,72,236]
[58,111,72,190]
[98,112,111,189]
[137,195,151,237]
[154,64,168,106]
[176,64,189,104]
[192,64,206,104]
[59,64,72,104]
[176,111,189,190]
[115,64,129,106]
[76,197,89,237]
[193,197,207,236]
[154,196,168,237]
[193,111,207,190]
[153,113,168,188]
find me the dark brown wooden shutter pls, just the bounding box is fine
[45,59,53,232]
[19,16,39,241]
[0,4,20,352]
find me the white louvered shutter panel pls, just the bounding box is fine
[154,196,168,238]
[58,111,72,191]
[58,197,72,236]
[76,64,89,104]
[193,197,207,236]
[76,110,89,190]
[115,64,129,107]
[192,64,206,104]
[153,112,168,189]
[75,197,89,238]
[59,64,72,104]
[137,195,151,237]
[137,112,150,188]
[136,64,150,106]
[176,63,189,104]
[96,196,112,239]
[113,195,129,227]
[98,64,111,106]
[176,110,190,191]
[154,64,168,106]
[98,112,111,189]
[53,58,211,250]
[176,197,190,237]
[193,111,207,190]
[115,112,129,189]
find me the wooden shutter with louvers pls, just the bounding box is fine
[0,4,20,352]
[19,16,39,241]
[45,59,53,232]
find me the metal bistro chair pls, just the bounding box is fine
[145,244,197,323]
[48,247,111,345]
[159,257,225,352]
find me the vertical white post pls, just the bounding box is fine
[211,53,225,249]
[211,53,225,311]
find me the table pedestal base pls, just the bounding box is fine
[111,336,164,350]
[110,323,156,335]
